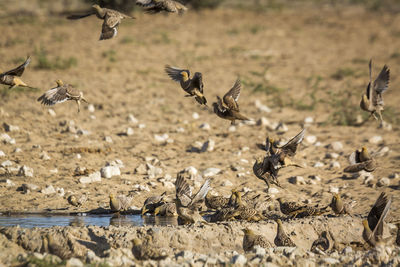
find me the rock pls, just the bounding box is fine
[342,246,353,255]
[162,181,175,189]
[330,141,343,151]
[257,117,270,126]
[325,152,339,159]
[199,123,210,131]
[369,135,383,144]
[40,152,51,160]
[176,250,194,260]
[3,123,19,132]
[146,163,163,179]
[192,112,199,119]
[184,166,198,179]
[41,185,56,195]
[231,254,247,265]
[48,109,56,117]
[309,175,321,182]
[228,125,236,132]
[202,139,215,152]
[254,246,266,257]
[132,184,150,192]
[135,164,147,175]
[0,133,15,144]
[288,176,305,185]
[242,120,256,126]
[377,177,390,187]
[154,133,169,143]
[275,122,288,133]
[87,104,95,113]
[127,114,138,125]
[329,186,339,194]
[138,123,146,129]
[13,148,22,153]
[313,162,324,168]
[100,166,121,179]
[76,154,81,159]
[255,100,271,113]
[268,187,279,194]
[56,187,65,197]
[104,136,113,143]
[66,257,83,267]
[79,171,101,184]
[176,127,185,133]
[363,175,375,186]
[329,161,341,169]
[305,135,317,144]
[1,160,12,167]
[221,180,233,187]
[389,173,399,179]
[21,183,40,193]
[86,250,101,263]
[0,150,5,157]
[304,116,314,124]
[202,168,221,177]
[0,179,15,187]
[322,258,340,265]
[18,165,34,177]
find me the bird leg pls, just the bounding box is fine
[76,100,81,113]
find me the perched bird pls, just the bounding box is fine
[213,79,250,125]
[154,202,177,216]
[109,194,132,213]
[205,192,231,210]
[67,195,87,207]
[362,192,392,247]
[132,236,168,260]
[67,4,134,40]
[276,198,306,218]
[165,65,207,105]
[136,0,187,14]
[344,147,377,173]
[360,60,390,124]
[141,192,166,215]
[311,231,334,253]
[253,154,281,190]
[232,191,265,222]
[0,56,32,89]
[175,172,210,224]
[330,193,355,215]
[242,228,272,252]
[274,219,296,247]
[37,79,88,112]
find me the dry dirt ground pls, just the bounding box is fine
[0,3,400,266]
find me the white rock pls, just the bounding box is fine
[1,160,12,167]
[21,183,40,193]
[3,123,19,132]
[228,125,236,132]
[306,135,317,144]
[184,166,198,179]
[56,187,64,197]
[135,164,147,175]
[377,177,390,187]
[154,133,169,142]
[389,173,399,179]
[50,169,58,174]
[104,136,113,143]
[0,150,5,157]
[323,258,340,265]
[330,161,341,169]
[363,175,375,186]
[325,152,339,159]
[313,162,324,168]
[100,166,121,178]
[162,181,175,189]
[231,254,247,265]
[221,180,233,187]
[199,123,210,131]
[125,127,134,136]
[309,175,321,182]
[330,141,343,151]
[342,246,352,255]
[242,120,256,126]
[304,116,314,124]
[133,184,150,192]
[288,176,306,185]
[87,104,95,113]
[243,187,252,193]
[275,122,288,133]
[0,133,15,144]
[79,171,101,184]
[257,117,270,126]
[66,257,83,267]
[18,165,33,177]
[40,152,51,160]
[48,109,56,117]
[329,186,339,194]
[268,187,279,194]
[177,250,194,260]
[146,163,163,179]
[76,154,81,159]
[41,185,56,195]
[254,246,266,257]
[202,168,221,177]
[127,114,138,125]
[192,112,199,119]
[369,135,383,144]
[13,148,22,153]
[201,139,215,152]
[176,127,185,133]
[255,100,271,113]
[0,179,15,187]
[314,141,322,147]
[138,123,146,129]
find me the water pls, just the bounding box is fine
[0,214,178,228]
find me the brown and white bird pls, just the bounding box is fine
[109,194,132,213]
[136,0,187,14]
[242,228,272,252]
[330,193,355,215]
[154,202,177,216]
[343,147,377,173]
[213,78,250,125]
[0,56,32,89]
[67,4,134,40]
[253,154,281,190]
[165,65,207,106]
[310,231,334,253]
[362,192,391,247]
[360,60,390,124]
[141,192,166,215]
[274,219,296,247]
[37,79,88,112]
[276,198,306,218]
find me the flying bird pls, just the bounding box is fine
[136,0,187,14]
[0,56,32,89]
[67,4,134,40]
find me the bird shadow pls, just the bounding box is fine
[76,227,110,257]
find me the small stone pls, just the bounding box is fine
[18,165,34,177]
[0,179,15,187]
[309,175,321,182]
[202,168,221,177]
[313,162,324,168]
[33,252,44,260]
[0,150,5,157]
[325,152,339,159]
[389,173,399,179]
[135,164,147,175]
[3,122,19,132]
[380,120,392,131]
[48,109,56,117]
[138,123,146,129]
[201,139,215,152]
[184,166,198,179]
[329,161,341,169]
[369,135,383,144]
[363,175,375,186]
[162,181,175,189]
[254,245,266,257]
[87,104,95,113]
[306,135,317,144]
[40,152,51,160]
[288,176,305,185]
[154,133,169,142]
[66,257,83,267]
[176,127,185,133]
[1,160,12,167]
[231,254,247,265]
[199,123,210,131]
[21,183,40,193]
[104,136,113,143]
[275,122,288,133]
[192,112,199,119]
[342,246,352,255]
[13,148,22,153]
[268,187,279,194]
[100,166,121,179]
[146,163,163,179]
[330,141,343,151]
[221,180,233,187]
[257,117,270,126]
[377,177,390,187]
[56,187,65,197]
[41,185,56,195]
[255,100,271,113]
[76,154,81,159]
[329,186,339,194]
[322,258,340,265]
[228,125,236,132]
[79,171,101,184]
[304,116,314,124]
[127,114,138,125]
[0,133,15,144]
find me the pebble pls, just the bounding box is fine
[127,114,138,125]
[3,123,19,132]
[323,258,340,265]
[79,171,101,184]
[56,187,64,197]
[329,161,341,169]
[48,109,56,117]
[192,112,199,119]
[369,135,383,144]
[342,246,353,255]
[1,160,12,167]
[275,122,288,133]
[389,173,399,179]
[133,184,150,191]
[104,136,113,143]
[125,127,134,136]
[309,175,321,182]
[0,179,15,187]
[184,166,198,179]
[176,250,194,260]
[40,152,51,160]
[146,163,163,179]
[66,257,83,267]
[18,165,34,177]
[0,150,4,157]
[221,180,233,187]
[231,254,247,265]
[325,152,339,159]
[268,187,279,194]
[138,123,146,129]
[304,116,314,124]
[41,185,56,195]
[228,125,236,132]
[0,133,15,144]
[13,148,22,153]
[330,141,343,151]
[87,104,95,113]
[76,154,81,159]
[329,186,339,194]
[202,139,215,152]
[288,176,306,185]
[377,177,390,187]
[257,117,270,126]
[199,123,210,131]
[202,168,221,177]
[254,246,266,257]
[255,100,271,113]
[154,133,169,142]
[100,165,121,179]
[305,135,317,144]
[21,183,40,193]
[176,127,185,133]
[313,162,324,168]
[135,164,147,175]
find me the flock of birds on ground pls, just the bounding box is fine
[1,0,399,260]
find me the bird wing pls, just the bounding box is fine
[37,86,69,106]
[343,161,371,173]
[223,78,241,111]
[136,0,154,6]
[175,173,192,206]
[190,179,210,206]
[265,137,272,154]
[2,56,31,77]
[66,12,95,20]
[372,65,389,106]
[165,65,190,82]
[100,21,118,40]
[279,129,306,157]
[368,192,392,237]
[348,150,361,164]
[191,72,203,93]
[216,96,226,112]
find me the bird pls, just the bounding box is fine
[329,193,355,215]
[310,231,334,253]
[67,195,87,207]
[343,147,377,173]
[274,219,296,247]
[0,56,32,89]
[296,205,330,218]
[109,194,132,213]
[242,228,272,252]
[362,192,391,247]
[231,191,265,222]
[209,207,239,222]
[141,192,166,215]
[360,60,390,124]
[136,0,187,14]
[253,154,281,190]
[165,65,207,106]
[205,192,232,211]
[212,78,250,125]
[276,198,306,218]
[132,236,168,260]
[67,4,134,40]
[175,172,210,224]
[154,202,177,216]
[37,79,88,112]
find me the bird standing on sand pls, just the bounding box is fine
[343,147,377,173]
[37,79,88,112]
[276,198,306,218]
[231,191,265,222]
[274,219,296,247]
[67,4,134,40]
[360,60,390,124]
[362,192,391,247]
[136,0,187,14]
[165,65,207,106]
[0,56,32,89]
[330,193,354,215]
[109,194,132,213]
[213,78,250,125]
[205,192,232,211]
[242,228,272,252]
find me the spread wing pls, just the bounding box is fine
[223,78,241,111]
[190,179,210,206]
[343,162,369,173]
[279,129,305,157]
[175,173,192,207]
[165,65,189,82]
[2,56,31,77]
[100,21,118,40]
[191,72,203,93]
[66,12,95,20]
[348,150,361,165]
[37,86,69,106]
[216,96,226,112]
[367,192,391,238]
[372,65,389,106]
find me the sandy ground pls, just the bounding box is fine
[0,3,400,265]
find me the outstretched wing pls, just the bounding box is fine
[223,78,241,111]
[190,179,210,206]
[175,172,192,207]
[66,12,95,20]
[100,20,118,40]
[372,65,389,106]
[367,192,391,238]
[279,129,306,157]
[2,56,31,77]
[37,86,68,106]
[191,72,203,93]
[165,65,189,82]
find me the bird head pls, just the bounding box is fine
[276,218,283,227]
[55,79,64,86]
[242,228,254,236]
[92,4,101,10]
[361,146,368,153]
[109,194,115,200]
[362,219,370,230]
[132,238,142,246]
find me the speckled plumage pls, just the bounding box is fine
[242,228,272,252]
[136,0,187,14]
[311,231,334,253]
[154,202,177,216]
[141,192,166,215]
[330,193,354,215]
[109,194,132,212]
[344,147,377,173]
[276,198,306,217]
[274,219,296,247]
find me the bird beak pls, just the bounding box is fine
[141,207,148,215]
